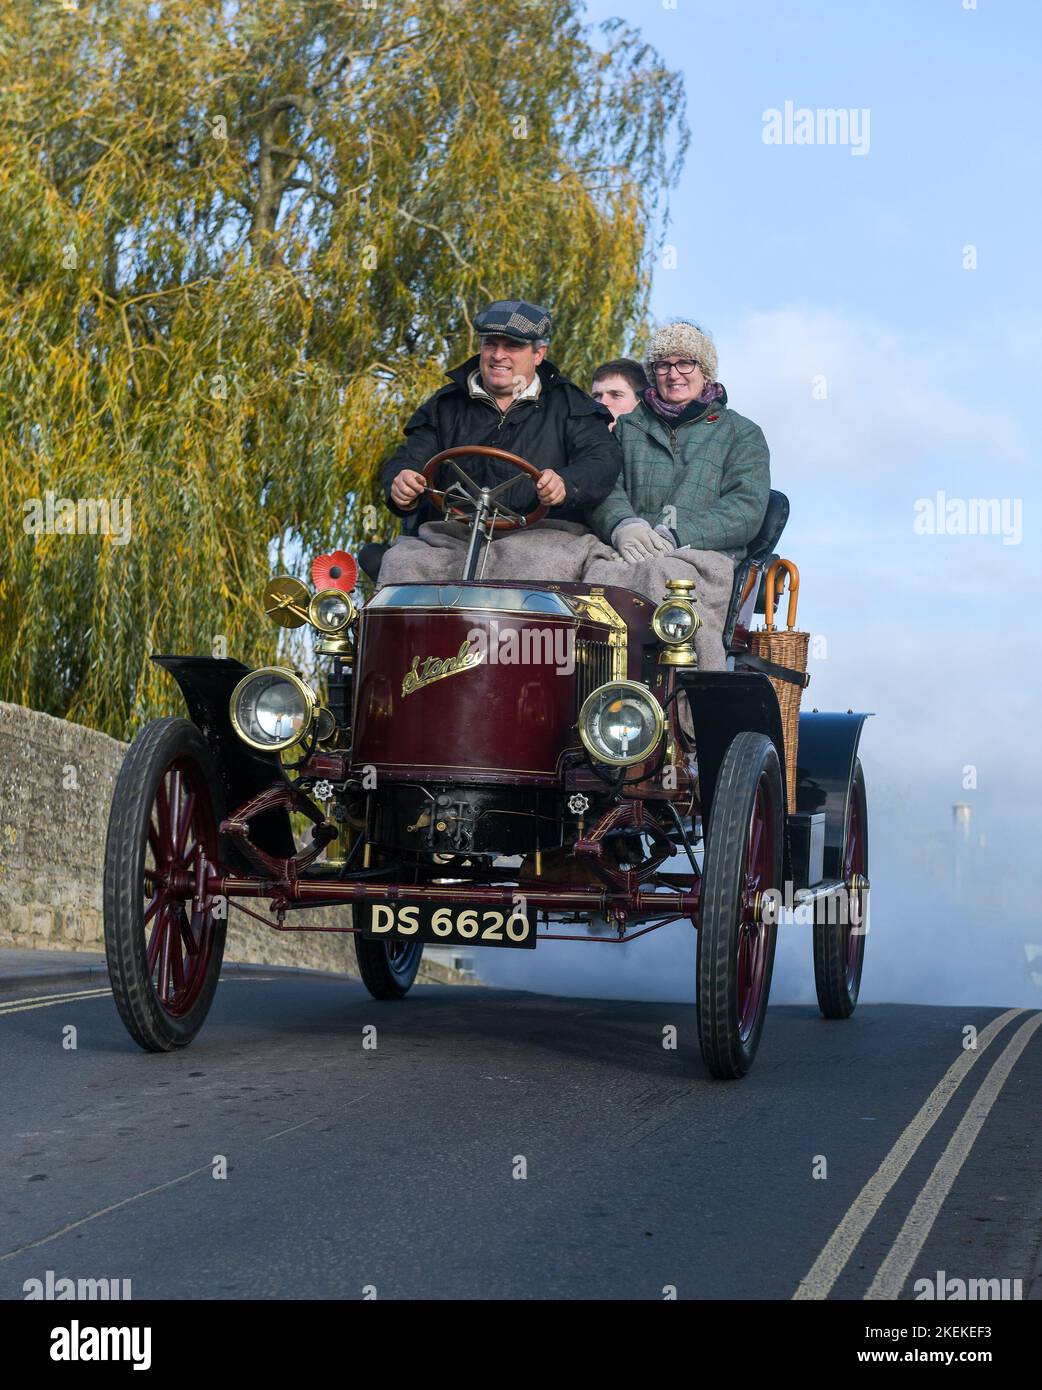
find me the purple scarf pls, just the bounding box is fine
[644,381,725,421]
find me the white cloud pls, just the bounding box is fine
[723,305,1025,483]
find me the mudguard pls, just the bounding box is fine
[795,711,872,880]
[151,655,296,866]
[678,671,788,832]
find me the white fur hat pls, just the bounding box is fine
[645,320,718,384]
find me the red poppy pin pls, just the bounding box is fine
[311,550,358,593]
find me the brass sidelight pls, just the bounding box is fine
[654,578,701,667]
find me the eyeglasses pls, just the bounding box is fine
[650,359,700,377]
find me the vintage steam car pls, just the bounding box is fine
[103,445,870,1078]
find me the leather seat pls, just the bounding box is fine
[723,490,789,647]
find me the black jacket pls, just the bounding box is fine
[381,356,622,527]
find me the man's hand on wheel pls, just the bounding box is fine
[390,468,426,510]
[535,469,566,507]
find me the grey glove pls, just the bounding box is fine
[611,518,675,563]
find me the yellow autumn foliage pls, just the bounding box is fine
[0,0,687,738]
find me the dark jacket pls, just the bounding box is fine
[382,355,622,526]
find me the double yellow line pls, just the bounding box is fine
[794,1007,1042,1300]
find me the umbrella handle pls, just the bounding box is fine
[764,558,800,631]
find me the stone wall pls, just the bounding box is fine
[0,702,469,985]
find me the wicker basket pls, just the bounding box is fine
[748,559,809,813]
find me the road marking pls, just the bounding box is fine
[0,1160,216,1263]
[792,1007,1023,1301]
[0,974,277,1018]
[865,1009,1042,1299]
[0,987,111,1016]
[0,1090,374,1263]
[264,1091,372,1141]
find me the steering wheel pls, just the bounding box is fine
[421,445,549,533]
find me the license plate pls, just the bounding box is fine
[362,901,537,949]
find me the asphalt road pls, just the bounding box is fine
[1,971,1040,1301]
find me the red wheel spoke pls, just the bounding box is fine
[168,771,182,852]
[735,775,776,1043]
[748,812,763,875]
[753,924,766,980]
[157,913,173,1001]
[175,790,196,860]
[136,748,222,1022]
[170,920,187,995]
[146,907,165,972]
[155,774,170,842]
[179,906,200,956]
[197,910,214,960]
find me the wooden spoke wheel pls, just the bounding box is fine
[696,732,783,1079]
[813,758,869,1019]
[104,718,227,1051]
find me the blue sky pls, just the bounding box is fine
[480,0,1042,1006]
[588,0,1042,377]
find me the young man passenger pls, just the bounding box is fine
[590,358,650,427]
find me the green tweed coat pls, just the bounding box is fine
[587,393,771,560]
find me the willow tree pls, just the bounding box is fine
[0,0,688,739]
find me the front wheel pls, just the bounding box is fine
[104,717,227,1051]
[353,904,424,999]
[696,731,783,1079]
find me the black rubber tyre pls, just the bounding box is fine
[353,904,424,999]
[696,731,784,1080]
[814,758,868,1019]
[104,717,227,1052]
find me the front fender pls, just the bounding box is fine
[151,655,295,864]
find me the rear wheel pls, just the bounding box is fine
[814,758,868,1019]
[696,732,783,1079]
[104,718,227,1051]
[353,904,424,999]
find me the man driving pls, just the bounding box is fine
[377,299,622,585]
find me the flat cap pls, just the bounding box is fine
[473,299,552,343]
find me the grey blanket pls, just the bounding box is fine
[379,519,611,585]
[583,548,737,672]
[379,520,735,670]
